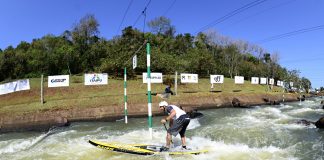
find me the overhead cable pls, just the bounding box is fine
[195,0,268,34]
[116,0,134,35]
[257,25,324,43]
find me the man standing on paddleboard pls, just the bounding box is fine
[159,101,190,151]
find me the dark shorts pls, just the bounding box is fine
[167,114,190,137]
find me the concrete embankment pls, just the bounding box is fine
[0,93,304,133]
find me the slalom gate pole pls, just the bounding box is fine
[146,42,153,139]
[124,67,128,124]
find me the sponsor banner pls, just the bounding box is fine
[0,81,17,95]
[251,77,259,84]
[290,82,294,87]
[84,73,108,85]
[277,80,281,86]
[269,78,274,85]
[234,76,244,84]
[210,75,224,84]
[180,73,198,83]
[260,78,267,84]
[17,79,30,91]
[133,54,137,69]
[48,75,69,87]
[143,73,163,83]
[0,79,30,95]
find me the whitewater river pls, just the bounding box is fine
[1,97,323,160]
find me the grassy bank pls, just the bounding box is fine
[0,76,285,116]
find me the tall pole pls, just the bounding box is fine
[146,42,153,139]
[282,82,285,103]
[299,84,302,105]
[41,74,44,105]
[175,71,178,95]
[124,67,128,124]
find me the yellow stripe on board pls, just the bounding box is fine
[90,140,155,154]
[90,140,208,155]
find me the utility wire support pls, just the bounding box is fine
[163,0,177,16]
[123,40,147,66]
[132,0,152,27]
[256,25,324,44]
[143,7,147,33]
[116,0,134,35]
[195,0,268,34]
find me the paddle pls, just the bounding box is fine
[163,123,173,144]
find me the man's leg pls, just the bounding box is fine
[181,136,186,147]
[166,132,172,148]
[179,119,190,148]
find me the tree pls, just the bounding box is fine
[0,46,17,80]
[222,45,241,78]
[300,77,311,93]
[270,52,280,78]
[72,14,100,72]
[147,16,176,37]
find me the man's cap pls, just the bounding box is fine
[159,101,168,107]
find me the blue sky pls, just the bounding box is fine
[0,0,323,88]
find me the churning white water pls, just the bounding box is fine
[1,97,323,160]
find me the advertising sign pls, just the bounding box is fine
[210,75,224,84]
[84,73,108,85]
[269,78,274,85]
[17,79,30,91]
[260,78,267,84]
[235,76,244,84]
[48,75,69,87]
[0,79,30,95]
[180,73,198,83]
[143,73,163,83]
[251,77,259,84]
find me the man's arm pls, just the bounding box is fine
[165,109,176,122]
[169,118,173,127]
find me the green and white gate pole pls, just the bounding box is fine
[124,67,128,124]
[146,42,153,139]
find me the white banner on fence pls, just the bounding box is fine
[84,73,108,85]
[277,80,281,86]
[0,81,17,95]
[290,82,294,87]
[0,79,30,95]
[251,77,259,84]
[269,78,274,85]
[235,76,244,84]
[17,79,30,91]
[48,75,69,87]
[143,73,163,83]
[260,77,267,84]
[180,73,198,83]
[210,75,224,84]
